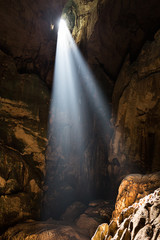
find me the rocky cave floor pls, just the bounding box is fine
[1,172,160,240]
[0,200,113,240]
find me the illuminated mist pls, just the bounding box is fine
[45,19,111,218]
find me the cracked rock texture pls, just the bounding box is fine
[0,49,50,229]
[92,186,160,240]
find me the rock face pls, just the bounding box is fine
[92,187,160,240]
[0,50,50,229]
[72,0,160,79]
[112,172,160,220]
[0,0,66,230]
[108,30,160,188]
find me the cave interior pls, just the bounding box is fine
[0,0,160,239]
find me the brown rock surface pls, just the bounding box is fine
[92,187,160,240]
[112,172,160,220]
[109,29,160,188]
[0,220,89,240]
[0,50,50,229]
[0,199,114,239]
[72,0,160,80]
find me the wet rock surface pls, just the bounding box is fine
[92,187,160,240]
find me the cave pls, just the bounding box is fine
[0,0,160,239]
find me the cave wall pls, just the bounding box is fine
[72,0,160,79]
[68,0,160,193]
[0,0,67,229]
[0,49,50,229]
[109,30,160,186]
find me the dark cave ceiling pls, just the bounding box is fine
[0,0,160,87]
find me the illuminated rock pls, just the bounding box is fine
[92,187,160,240]
[112,172,160,220]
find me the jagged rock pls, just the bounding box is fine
[91,223,109,240]
[92,188,160,240]
[112,172,160,220]
[108,220,118,237]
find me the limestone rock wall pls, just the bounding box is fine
[108,30,160,187]
[0,50,50,229]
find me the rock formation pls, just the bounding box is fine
[112,172,160,220]
[0,199,114,239]
[0,50,49,230]
[1,173,160,239]
[108,29,160,190]
[92,183,160,240]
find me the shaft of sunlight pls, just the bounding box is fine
[49,17,110,198]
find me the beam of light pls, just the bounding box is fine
[45,18,111,217]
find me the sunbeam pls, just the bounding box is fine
[45,18,110,218]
